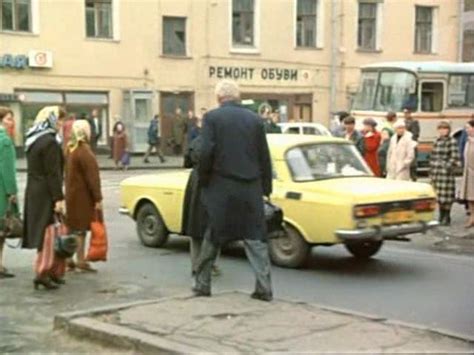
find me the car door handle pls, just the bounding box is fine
[286,192,302,200]
[163,192,174,195]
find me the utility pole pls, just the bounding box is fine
[329,0,339,127]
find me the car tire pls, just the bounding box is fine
[268,225,309,268]
[136,203,169,248]
[345,241,383,259]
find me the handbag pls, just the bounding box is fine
[264,200,284,239]
[86,210,108,262]
[0,201,23,240]
[121,152,130,166]
[53,215,78,259]
[36,215,67,278]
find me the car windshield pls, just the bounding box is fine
[286,143,372,182]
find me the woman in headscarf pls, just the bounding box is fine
[430,121,460,226]
[112,122,129,170]
[362,118,382,177]
[22,106,66,290]
[0,107,18,279]
[65,120,103,272]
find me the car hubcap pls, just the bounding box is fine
[143,215,158,235]
[276,233,294,255]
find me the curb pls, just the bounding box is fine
[55,291,474,352]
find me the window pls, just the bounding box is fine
[352,71,378,110]
[232,0,255,47]
[163,17,186,56]
[357,2,377,50]
[420,82,444,112]
[287,144,371,182]
[296,0,317,48]
[1,0,31,32]
[465,0,474,12]
[415,6,433,53]
[374,71,417,112]
[86,0,113,39]
[463,30,474,62]
[448,75,474,108]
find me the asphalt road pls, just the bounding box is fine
[1,170,473,352]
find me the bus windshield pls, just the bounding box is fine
[352,71,417,111]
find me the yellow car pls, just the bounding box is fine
[119,134,438,268]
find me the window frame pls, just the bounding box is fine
[419,80,445,113]
[414,5,434,54]
[295,0,318,49]
[85,0,114,40]
[229,0,260,54]
[447,74,474,108]
[0,0,32,33]
[162,16,187,57]
[357,1,378,51]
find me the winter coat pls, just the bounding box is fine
[65,143,102,231]
[198,101,272,245]
[112,132,128,163]
[0,128,17,218]
[23,134,64,250]
[430,136,460,205]
[460,137,474,202]
[386,132,416,181]
[339,130,364,155]
[363,132,382,177]
[405,119,420,141]
[147,119,160,145]
[182,135,206,239]
[172,115,187,146]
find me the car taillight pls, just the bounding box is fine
[354,205,381,218]
[413,199,436,212]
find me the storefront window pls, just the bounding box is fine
[65,92,108,104]
[18,91,63,103]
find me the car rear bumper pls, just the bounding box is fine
[119,207,131,216]
[335,220,439,242]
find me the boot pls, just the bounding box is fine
[444,208,452,226]
[438,208,445,224]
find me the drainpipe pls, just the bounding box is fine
[458,0,465,62]
[329,0,339,128]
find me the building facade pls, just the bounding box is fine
[0,0,463,151]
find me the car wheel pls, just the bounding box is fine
[136,203,169,248]
[268,225,309,268]
[345,241,383,259]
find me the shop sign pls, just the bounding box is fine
[0,50,53,69]
[209,66,300,82]
[0,93,20,102]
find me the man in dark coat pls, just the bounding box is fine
[404,108,420,181]
[194,80,273,301]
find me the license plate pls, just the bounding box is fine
[383,210,415,225]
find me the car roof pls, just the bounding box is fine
[361,61,474,74]
[267,134,349,158]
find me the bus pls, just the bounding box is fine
[351,61,474,170]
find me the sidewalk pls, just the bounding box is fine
[16,154,184,172]
[55,292,473,353]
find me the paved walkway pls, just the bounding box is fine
[55,292,473,353]
[16,154,184,171]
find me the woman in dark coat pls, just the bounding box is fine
[0,107,18,279]
[22,106,66,289]
[430,121,460,226]
[65,120,103,272]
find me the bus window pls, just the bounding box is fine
[421,82,444,112]
[448,74,474,108]
[374,71,417,112]
[352,71,378,110]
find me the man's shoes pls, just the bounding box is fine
[0,268,15,279]
[192,287,211,297]
[250,292,273,302]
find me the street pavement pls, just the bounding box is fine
[1,170,473,352]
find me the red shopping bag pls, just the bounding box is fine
[35,218,67,279]
[86,210,108,262]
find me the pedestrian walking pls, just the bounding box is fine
[186,110,198,146]
[338,116,364,154]
[0,107,18,279]
[404,108,420,181]
[194,80,273,301]
[430,121,460,226]
[331,111,350,137]
[22,106,67,290]
[90,108,102,153]
[171,107,187,155]
[144,115,166,164]
[262,108,282,134]
[459,119,474,228]
[386,121,416,181]
[362,118,382,177]
[109,117,121,159]
[65,120,103,272]
[378,111,396,176]
[112,122,129,170]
